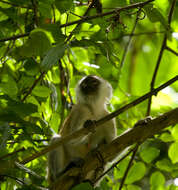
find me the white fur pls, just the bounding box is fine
[75,76,112,111]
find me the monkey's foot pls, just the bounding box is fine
[84,120,97,133]
[134,116,152,127]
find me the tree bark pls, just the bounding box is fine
[52,108,178,190]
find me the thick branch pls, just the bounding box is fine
[53,108,178,190]
[20,75,178,165]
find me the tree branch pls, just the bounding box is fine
[0,0,32,9]
[60,0,154,28]
[147,0,176,115]
[0,1,154,43]
[65,0,98,42]
[0,148,25,160]
[53,108,178,190]
[20,75,178,165]
[125,1,177,188]
[165,46,178,56]
[120,8,141,68]
[0,33,29,43]
[21,72,45,102]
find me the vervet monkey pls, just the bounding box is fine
[48,75,117,184]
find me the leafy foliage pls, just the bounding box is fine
[0,0,178,189]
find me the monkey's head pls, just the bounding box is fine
[76,75,112,106]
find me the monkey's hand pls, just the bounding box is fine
[83,120,97,133]
[134,116,152,127]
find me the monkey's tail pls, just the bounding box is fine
[47,135,64,183]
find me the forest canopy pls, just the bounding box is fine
[0,0,178,189]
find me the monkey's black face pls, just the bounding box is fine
[80,75,101,95]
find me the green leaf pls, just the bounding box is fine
[24,58,40,76]
[38,1,52,18]
[41,43,66,71]
[71,182,93,190]
[114,158,130,179]
[32,85,51,97]
[0,95,38,117]
[55,0,73,13]
[159,132,174,142]
[126,162,146,184]
[144,5,168,28]
[168,142,178,164]
[127,184,141,190]
[171,124,178,140]
[150,171,165,190]
[0,75,18,97]
[8,101,38,117]
[41,23,66,43]
[140,147,160,163]
[156,158,174,172]
[0,110,23,123]
[20,29,52,57]
[0,123,11,149]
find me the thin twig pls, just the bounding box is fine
[60,0,154,28]
[0,148,25,160]
[120,8,141,68]
[65,0,97,43]
[20,75,178,164]
[147,0,176,115]
[0,1,155,43]
[31,0,38,26]
[94,146,136,184]
[0,33,29,43]
[0,0,32,9]
[165,46,178,56]
[119,144,139,190]
[1,174,25,185]
[52,4,56,24]
[58,60,67,132]
[22,72,45,102]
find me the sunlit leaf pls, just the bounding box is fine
[20,29,52,57]
[127,184,141,190]
[156,158,174,172]
[150,171,165,190]
[140,147,160,163]
[41,43,67,71]
[171,124,178,140]
[32,85,51,97]
[126,162,146,184]
[168,142,178,164]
